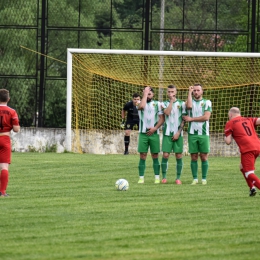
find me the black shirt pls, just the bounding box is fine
[123,101,139,122]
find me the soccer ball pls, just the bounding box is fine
[115,179,129,191]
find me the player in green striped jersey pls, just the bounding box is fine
[183,84,212,185]
[161,85,186,184]
[137,86,164,184]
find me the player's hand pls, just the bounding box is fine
[183,115,193,122]
[169,94,175,101]
[189,86,194,93]
[120,120,125,129]
[143,86,151,95]
[172,132,180,141]
[135,100,141,106]
[146,127,156,136]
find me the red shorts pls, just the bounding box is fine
[0,136,11,164]
[241,150,260,173]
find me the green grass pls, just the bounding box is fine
[1,153,260,260]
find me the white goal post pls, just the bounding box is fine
[66,49,260,154]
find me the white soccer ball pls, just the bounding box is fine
[115,179,129,191]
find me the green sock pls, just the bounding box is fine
[161,157,168,178]
[202,160,209,179]
[191,160,198,179]
[138,159,146,176]
[153,158,160,176]
[176,158,183,180]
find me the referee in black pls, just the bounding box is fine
[121,93,141,155]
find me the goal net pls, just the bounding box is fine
[66,49,260,156]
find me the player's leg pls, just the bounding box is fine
[0,136,11,197]
[200,153,208,185]
[0,164,9,197]
[188,134,199,184]
[137,133,149,183]
[240,163,254,188]
[124,130,130,155]
[124,122,134,155]
[161,135,173,183]
[161,152,169,183]
[245,171,260,191]
[151,153,160,184]
[240,164,256,196]
[199,135,210,185]
[241,151,260,194]
[173,136,184,184]
[149,134,161,184]
[175,153,183,184]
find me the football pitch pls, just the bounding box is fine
[1,153,260,260]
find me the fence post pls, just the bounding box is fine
[38,0,47,127]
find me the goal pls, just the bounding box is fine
[66,49,260,155]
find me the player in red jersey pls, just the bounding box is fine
[224,107,260,196]
[0,89,20,197]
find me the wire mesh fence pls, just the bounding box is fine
[0,0,259,127]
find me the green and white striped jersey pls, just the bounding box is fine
[188,98,212,136]
[138,100,162,134]
[161,99,186,136]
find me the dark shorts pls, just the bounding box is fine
[0,136,11,163]
[125,121,139,130]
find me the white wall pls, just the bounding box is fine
[11,127,239,156]
[12,128,66,153]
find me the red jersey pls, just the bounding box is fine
[0,105,19,133]
[224,116,260,154]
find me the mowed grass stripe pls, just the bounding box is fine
[1,153,259,260]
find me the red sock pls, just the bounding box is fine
[247,173,260,190]
[241,169,254,189]
[0,169,9,194]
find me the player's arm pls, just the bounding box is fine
[224,125,232,145]
[13,125,20,132]
[156,104,165,129]
[146,114,165,136]
[186,86,193,110]
[172,120,185,141]
[255,118,260,125]
[12,114,20,133]
[154,114,165,131]
[121,109,126,120]
[121,109,126,128]
[157,114,165,129]
[183,111,211,122]
[151,114,165,131]
[224,134,232,145]
[138,87,150,110]
[163,100,173,116]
